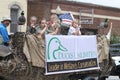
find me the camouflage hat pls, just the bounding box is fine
[0,45,12,57]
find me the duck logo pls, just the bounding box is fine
[47,37,68,60]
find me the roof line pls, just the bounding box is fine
[51,9,120,20]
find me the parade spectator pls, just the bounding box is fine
[0,16,12,57]
[0,17,11,46]
[26,16,39,34]
[68,19,81,36]
[46,14,60,35]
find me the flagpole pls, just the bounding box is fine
[69,12,74,20]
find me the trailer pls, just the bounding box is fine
[0,32,116,80]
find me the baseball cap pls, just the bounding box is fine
[1,17,11,22]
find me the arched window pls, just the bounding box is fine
[10,4,20,33]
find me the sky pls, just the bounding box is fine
[69,0,120,8]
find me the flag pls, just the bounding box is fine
[59,13,74,25]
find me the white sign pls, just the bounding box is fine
[45,35,99,75]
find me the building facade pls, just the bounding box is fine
[0,0,27,33]
[28,0,120,35]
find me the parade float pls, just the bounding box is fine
[0,13,116,80]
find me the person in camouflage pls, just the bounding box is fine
[46,14,60,35]
[26,16,39,34]
[37,18,48,39]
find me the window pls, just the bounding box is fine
[79,9,94,24]
[10,5,20,33]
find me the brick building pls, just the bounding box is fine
[28,0,120,35]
